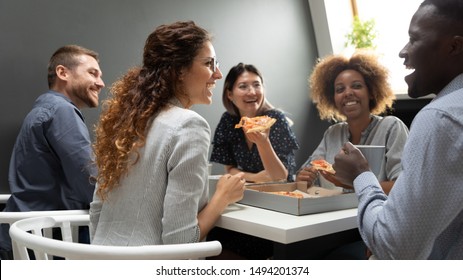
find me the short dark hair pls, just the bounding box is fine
[47,45,99,88]
[420,0,463,24]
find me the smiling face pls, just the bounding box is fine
[334,69,371,121]
[66,54,105,108]
[227,71,264,117]
[399,5,455,98]
[181,41,223,107]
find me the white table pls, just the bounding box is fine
[209,175,360,258]
[216,203,357,244]
[216,204,359,259]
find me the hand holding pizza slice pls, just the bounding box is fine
[311,159,353,189]
[235,115,277,133]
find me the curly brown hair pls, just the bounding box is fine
[93,21,211,199]
[309,50,395,121]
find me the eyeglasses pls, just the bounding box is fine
[208,57,219,72]
[236,82,263,93]
[198,57,219,73]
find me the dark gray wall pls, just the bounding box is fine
[0,0,329,193]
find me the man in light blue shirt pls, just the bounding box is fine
[0,45,105,259]
[327,0,463,259]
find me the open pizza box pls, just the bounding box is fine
[208,176,358,216]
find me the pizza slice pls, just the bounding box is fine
[310,159,336,175]
[235,115,277,133]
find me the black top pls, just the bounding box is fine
[210,109,299,181]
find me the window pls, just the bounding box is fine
[308,0,422,98]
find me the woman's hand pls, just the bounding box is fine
[198,172,245,240]
[214,172,246,205]
[296,166,319,186]
[245,128,269,146]
[247,170,273,183]
[244,127,288,181]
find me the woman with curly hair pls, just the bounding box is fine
[89,21,245,246]
[297,51,409,195]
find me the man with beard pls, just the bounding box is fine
[0,45,105,259]
[324,0,463,259]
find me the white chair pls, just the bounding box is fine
[9,215,222,260]
[0,194,11,204]
[0,209,89,259]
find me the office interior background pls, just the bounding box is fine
[0,0,430,194]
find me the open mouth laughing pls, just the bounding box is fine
[207,83,216,90]
[244,98,258,104]
[344,100,359,107]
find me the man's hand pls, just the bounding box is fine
[332,142,371,186]
[319,170,354,190]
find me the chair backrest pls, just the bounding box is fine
[0,194,11,204]
[0,209,90,259]
[0,209,89,226]
[9,215,222,260]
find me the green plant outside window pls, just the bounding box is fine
[345,16,378,49]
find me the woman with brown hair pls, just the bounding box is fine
[297,50,409,260]
[210,63,299,183]
[89,21,245,246]
[297,51,409,195]
[208,63,299,259]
